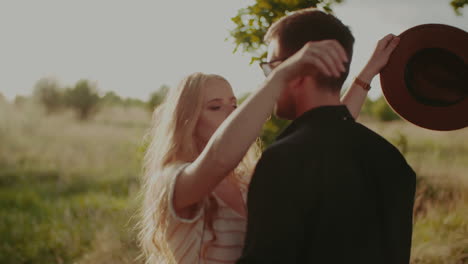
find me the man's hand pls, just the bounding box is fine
[273,39,349,83]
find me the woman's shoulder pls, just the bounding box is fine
[164,161,208,224]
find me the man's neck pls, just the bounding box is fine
[294,88,342,119]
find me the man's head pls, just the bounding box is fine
[265,8,354,118]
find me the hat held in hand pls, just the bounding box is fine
[380,24,468,131]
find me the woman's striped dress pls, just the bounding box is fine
[164,163,248,264]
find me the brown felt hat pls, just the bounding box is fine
[380,24,468,131]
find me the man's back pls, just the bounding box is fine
[237,105,416,264]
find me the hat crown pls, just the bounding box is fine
[404,47,468,107]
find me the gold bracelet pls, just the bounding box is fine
[354,77,371,91]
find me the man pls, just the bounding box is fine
[237,8,416,264]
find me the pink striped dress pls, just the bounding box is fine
[164,162,247,264]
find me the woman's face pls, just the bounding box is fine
[195,78,237,148]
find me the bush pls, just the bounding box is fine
[360,97,401,122]
[32,77,64,114]
[122,97,146,108]
[101,91,123,106]
[147,85,169,111]
[64,80,100,120]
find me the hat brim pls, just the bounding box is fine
[380,24,468,131]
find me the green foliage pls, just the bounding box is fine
[390,132,409,155]
[372,96,401,121]
[122,97,146,108]
[33,77,64,114]
[101,91,146,108]
[238,92,291,149]
[229,0,463,63]
[451,0,468,15]
[229,0,343,63]
[0,168,136,264]
[360,97,375,116]
[29,76,149,117]
[237,92,251,104]
[64,80,100,120]
[148,85,170,111]
[261,114,291,149]
[0,103,146,263]
[360,97,401,122]
[101,91,123,105]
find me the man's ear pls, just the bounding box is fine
[289,76,307,97]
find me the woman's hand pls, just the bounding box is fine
[358,34,400,81]
[273,39,349,83]
[341,34,400,120]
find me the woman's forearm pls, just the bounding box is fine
[342,33,401,119]
[340,69,375,119]
[206,72,284,169]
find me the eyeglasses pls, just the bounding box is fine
[259,57,288,77]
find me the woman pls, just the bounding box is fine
[138,34,400,263]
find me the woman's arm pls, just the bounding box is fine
[174,40,348,213]
[341,34,400,119]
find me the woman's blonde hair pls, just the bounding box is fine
[137,72,261,263]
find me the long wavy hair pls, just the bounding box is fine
[137,72,261,263]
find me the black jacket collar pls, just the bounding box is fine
[276,105,354,141]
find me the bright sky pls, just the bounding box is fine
[0,0,466,102]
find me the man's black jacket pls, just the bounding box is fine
[237,105,416,264]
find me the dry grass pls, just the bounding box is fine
[359,117,468,263]
[1,101,467,263]
[1,101,148,179]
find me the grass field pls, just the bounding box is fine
[1,99,467,263]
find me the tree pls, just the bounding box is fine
[451,0,468,15]
[230,0,465,62]
[123,97,146,108]
[229,0,343,63]
[32,77,64,114]
[148,85,170,111]
[64,79,100,120]
[101,91,123,105]
[261,114,291,149]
